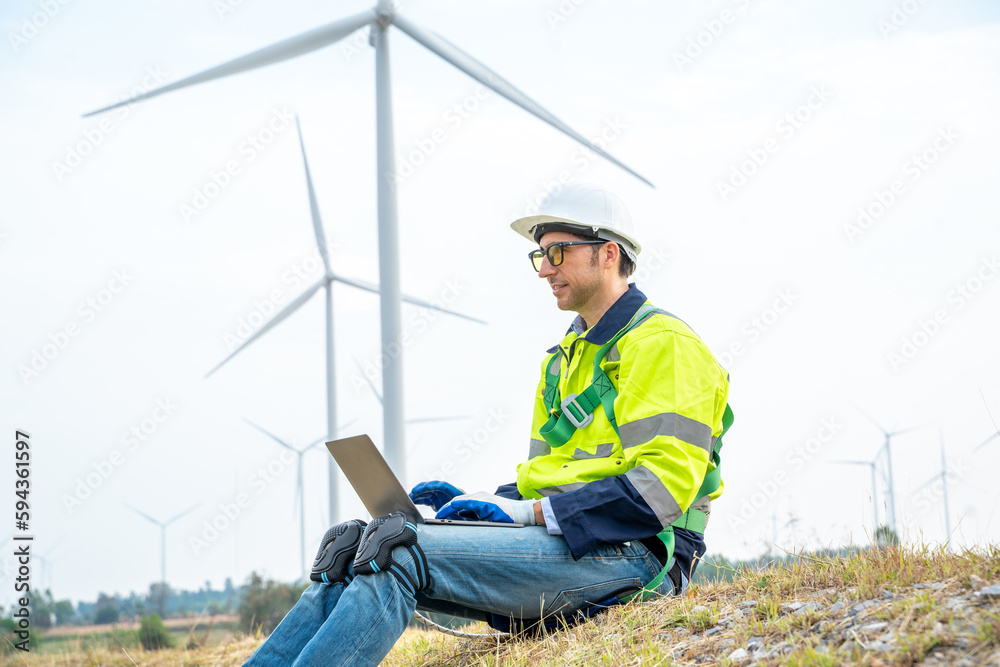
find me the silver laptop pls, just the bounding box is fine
[326,434,524,527]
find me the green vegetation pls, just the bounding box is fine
[138,613,174,651]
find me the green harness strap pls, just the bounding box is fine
[539,304,661,447]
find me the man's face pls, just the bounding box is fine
[536,231,604,313]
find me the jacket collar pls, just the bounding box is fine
[546,283,648,352]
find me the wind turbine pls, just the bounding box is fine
[912,429,953,546]
[916,428,986,548]
[204,117,484,525]
[83,1,653,493]
[831,457,881,530]
[35,539,64,591]
[125,502,202,587]
[243,418,357,582]
[853,406,925,535]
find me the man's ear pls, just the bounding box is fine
[604,241,620,269]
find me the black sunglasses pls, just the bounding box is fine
[529,241,606,272]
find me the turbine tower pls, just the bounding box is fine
[831,457,880,530]
[125,503,202,587]
[83,2,653,492]
[204,118,484,524]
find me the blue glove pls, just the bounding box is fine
[435,492,537,525]
[409,480,464,511]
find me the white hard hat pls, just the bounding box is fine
[510,183,641,262]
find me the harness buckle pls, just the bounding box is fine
[560,393,594,429]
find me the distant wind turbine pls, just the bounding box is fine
[831,457,881,530]
[853,406,925,534]
[83,0,652,493]
[915,428,985,548]
[244,417,358,582]
[205,117,484,525]
[125,502,202,587]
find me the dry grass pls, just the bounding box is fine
[4,545,1000,666]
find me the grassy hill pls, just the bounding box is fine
[5,545,999,666]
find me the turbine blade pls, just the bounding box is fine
[295,116,332,277]
[850,403,889,436]
[354,356,383,405]
[124,504,162,526]
[974,432,1000,452]
[405,415,473,424]
[244,418,296,451]
[331,272,486,324]
[205,277,325,377]
[391,14,654,188]
[83,10,376,117]
[165,502,203,526]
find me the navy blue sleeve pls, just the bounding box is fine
[494,482,523,500]
[545,475,664,560]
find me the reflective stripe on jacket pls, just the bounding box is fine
[511,284,730,559]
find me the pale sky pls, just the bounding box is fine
[2,0,999,607]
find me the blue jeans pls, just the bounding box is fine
[243,523,672,667]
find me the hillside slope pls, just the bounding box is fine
[384,545,1000,666]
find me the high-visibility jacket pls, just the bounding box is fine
[497,284,730,564]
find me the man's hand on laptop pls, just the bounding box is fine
[435,492,538,525]
[409,481,464,511]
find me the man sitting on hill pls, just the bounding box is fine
[244,183,732,667]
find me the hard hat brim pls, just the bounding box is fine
[510,215,642,258]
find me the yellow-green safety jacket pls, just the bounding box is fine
[495,284,731,575]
